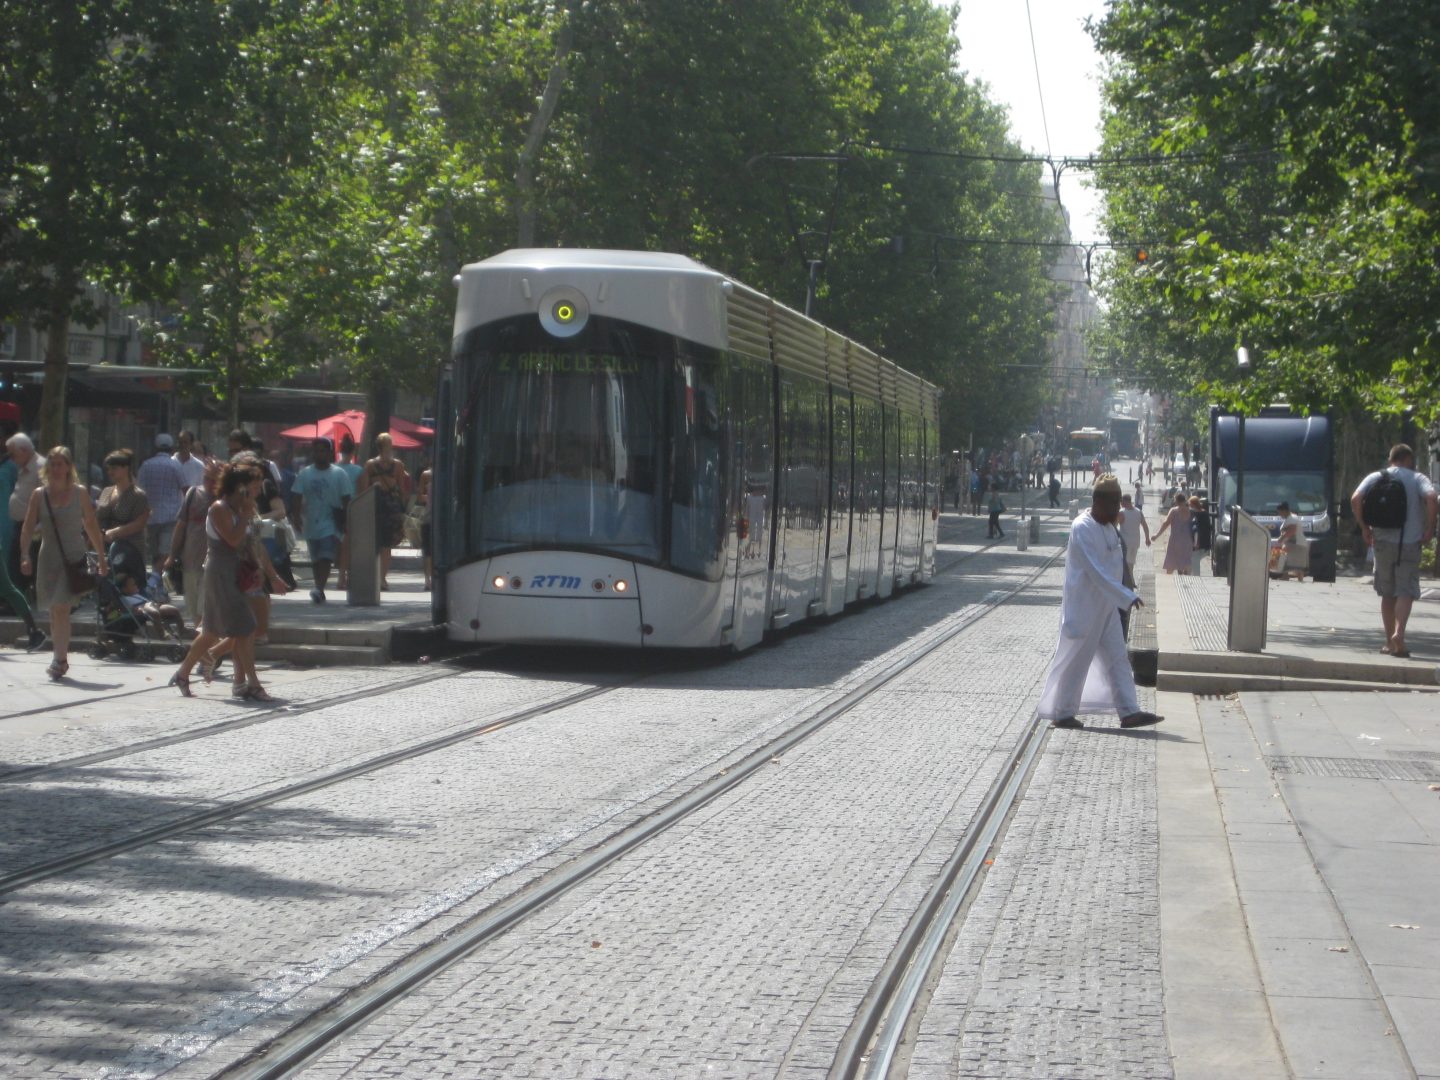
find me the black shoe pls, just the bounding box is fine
[26,628,48,652]
[309,588,325,604]
[1050,717,1083,729]
[1120,711,1163,728]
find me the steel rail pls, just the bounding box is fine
[0,681,623,897]
[831,708,1051,1079]
[213,546,1066,1080]
[0,664,470,784]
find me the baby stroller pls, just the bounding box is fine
[90,557,188,663]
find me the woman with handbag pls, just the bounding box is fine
[17,446,109,680]
[171,462,276,699]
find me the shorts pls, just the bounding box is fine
[146,522,173,564]
[307,535,339,564]
[1372,538,1421,599]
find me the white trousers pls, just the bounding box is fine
[1037,606,1139,719]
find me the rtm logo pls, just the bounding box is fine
[531,575,582,589]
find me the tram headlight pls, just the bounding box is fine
[492,575,507,589]
[538,286,589,338]
[613,579,629,593]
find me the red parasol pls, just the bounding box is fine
[279,410,366,445]
[390,416,434,441]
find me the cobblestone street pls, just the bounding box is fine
[2,500,1434,1079]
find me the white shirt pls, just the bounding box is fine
[1353,466,1436,545]
[1118,506,1146,554]
[172,452,206,491]
[1060,511,1139,637]
[9,454,42,523]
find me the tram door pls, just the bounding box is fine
[729,356,772,651]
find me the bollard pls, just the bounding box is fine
[1017,517,1029,551]
[346,486,381,606]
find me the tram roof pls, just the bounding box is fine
[455,248,940,423]
[473,248,712,274]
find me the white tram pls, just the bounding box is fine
[433,249,942,651]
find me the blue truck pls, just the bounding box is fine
[1209,406,1337,582]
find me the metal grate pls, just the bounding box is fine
[1267,755,1440,782]
[1175,576,1229,652]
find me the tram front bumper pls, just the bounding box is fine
[450,555,646,647]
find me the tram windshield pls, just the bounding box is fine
[449,317,730,578]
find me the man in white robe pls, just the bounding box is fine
[1038,474,1163,730]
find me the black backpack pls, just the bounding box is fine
[1363,468,1408,529]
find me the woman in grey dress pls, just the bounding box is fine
[171,462,271,699]
[17,446,109,680]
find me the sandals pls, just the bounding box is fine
[168,670,193,698]
[244,683,274,702]
[45,659,69,681]
[199,651,224,684]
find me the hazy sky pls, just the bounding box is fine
[952,0,1111,243]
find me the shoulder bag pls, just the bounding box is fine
[44,489,96,596]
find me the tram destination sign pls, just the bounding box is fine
[492,351,642,375]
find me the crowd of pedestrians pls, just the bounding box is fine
[0,424,430,693]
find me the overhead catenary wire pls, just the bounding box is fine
[1024,0,1053,160]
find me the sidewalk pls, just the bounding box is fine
[1153,560,1440,692]
[0,547,438,666]
[1149,548,1440,1078]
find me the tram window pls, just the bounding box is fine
[454,328,666,563]
[670,351,728,580]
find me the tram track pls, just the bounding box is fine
[832,700,1050,1079]
[0,679,627,897]
[0,514,1033,895]
[210,544,1067,1080]
[0,663,475,785]
[0,514,1003,789]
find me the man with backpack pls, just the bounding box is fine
[1351,444,1437,658]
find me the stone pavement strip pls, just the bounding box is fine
[1153,559,1440,1080]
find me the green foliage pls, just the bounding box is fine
[1089,0,1440,424]
[5,0,1064,447]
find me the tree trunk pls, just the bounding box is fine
[226,350,243,431]
[366,379,396,458]
[515,1,579,247]
[37,272,79,450]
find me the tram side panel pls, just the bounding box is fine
[635,347,736,648]
[895,412,921,584]
[849,396,884,602]
[875,404,900,598]
[921,419,939,579]
[730,353,773,651]
[825,389,853,615]
[771,373,829,626]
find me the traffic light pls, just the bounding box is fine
[1135,247,1149,264]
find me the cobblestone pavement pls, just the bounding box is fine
[289,583,1073,1080]
[910,689,1170,1080]
[0,512,1128,1078]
